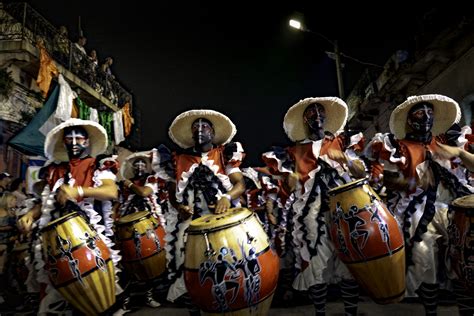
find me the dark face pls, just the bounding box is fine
[132,158,147,177]
[63,127,89,158]
[192,118,214,146]
[407,102,434,134]
[304,103,326,133]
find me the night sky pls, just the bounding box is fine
[17,1,469,165]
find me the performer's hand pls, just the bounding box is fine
[56,185,79,205]
[18,211,35,233]
[327,149,347,165]
[177,204,193,220]
[267,212,277,225]
[215,196,231,214]
[435,141,461,160]
[287,172,299,192]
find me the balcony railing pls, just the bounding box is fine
[1,2,132,108]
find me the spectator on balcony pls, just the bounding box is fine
[52,26,70,65]
[72,36,87,73]
[101,57,115,79]
[86,49,99,86]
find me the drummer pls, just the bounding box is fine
[152,109,245,315]
[116,151,164,311]
[365,94,474,315]
[17,118,122,314]
[261,97,366,315]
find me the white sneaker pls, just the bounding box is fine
[146,297,161,308]
[113,307,131,316]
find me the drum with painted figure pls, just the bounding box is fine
[115,210,166,280]
[448,195,474,296]
[41,212,115,315]
[184,208,279,315]
[328,178,406,304]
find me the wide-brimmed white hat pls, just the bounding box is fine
[169,109,236,149]
[283,97,348,142]
[119,151,152,180]
[389,94,461,139]
[44,118,108,162]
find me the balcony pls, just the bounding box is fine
[0,2,132,111]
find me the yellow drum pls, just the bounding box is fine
[184,208,279,315]
[328,178,406,304]
[41,212,115,315]
[116,211,166,280]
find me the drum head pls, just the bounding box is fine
[187,208,252,233]
[451,195,474,208]
[328,178,368,196]
[116,211,150,226]
[41,212,80,232]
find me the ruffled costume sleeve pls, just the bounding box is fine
[223,141,245,175]
[151,144,176,182]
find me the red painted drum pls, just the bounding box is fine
[184,208,279,315]
[449,195,474,296]
[328,178,406,304]
[41,212,115,315]
[116,211,166,280]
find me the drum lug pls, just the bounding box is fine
[203,232,216,258]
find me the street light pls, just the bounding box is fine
[289,19,345,99]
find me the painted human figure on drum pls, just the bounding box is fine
[199,247,240,312]
[81,232,106,271]
[262,97,366,315]
[17,119,122,315]
[57,235,83,285]
[146,227,161,252]
[365,94,474,315]
[342,206,369,260]
[235,245,261,307]
[153,109,245,315]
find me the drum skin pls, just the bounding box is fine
[41,212,115,315]
[328,179,406,304]
[184,208,279,315]
[449,195,474,296]
[116,211,166,280]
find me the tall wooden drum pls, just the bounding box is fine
[41,212,115,315]
[449,195,474,296]
[184,208,279,315]
[116,211,166,280]
[328,178,405,304]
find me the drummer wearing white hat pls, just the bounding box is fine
[153,109,246,313]
[17,118,122,314]
[365,94,474,315]
[262,97,366,316]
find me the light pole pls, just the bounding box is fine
[289,19,345,99]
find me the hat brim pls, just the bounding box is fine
[119,151,152,180]
[283,97,348,142]
[44,118,108,162]
[169,109,236,149]
[389,94,461,139]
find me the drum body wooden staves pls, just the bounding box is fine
[41,212,115,315]
[328,178,405,304]
[449,195,474,296]
[116,211,166,280]
[184,208,279,315]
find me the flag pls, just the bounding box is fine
[36,40,59,98]
[8,85,60,157]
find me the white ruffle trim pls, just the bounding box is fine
[365,132,406,165]
[175,157,233,203]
